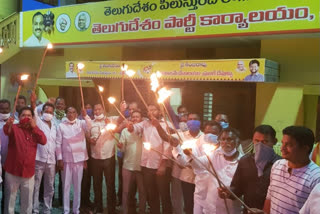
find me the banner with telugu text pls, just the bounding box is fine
[21,0,320,47]
[65,59,266,82]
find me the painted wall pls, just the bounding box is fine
[257,37,320,141]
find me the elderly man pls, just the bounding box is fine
[218,125,281,214]
[190,127,243,213]
[3,107,47,214]
[56,107,91,214]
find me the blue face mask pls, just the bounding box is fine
[124,109,130,118]
[220,121,229,129]
[204,133,219,145]
[187,120,201,133]
[254,142,276,177]
[86,109,93,117]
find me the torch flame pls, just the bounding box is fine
[143,142,151,150]
[47,43,53,49]
[20,74,29,81]
[100,128,107,134]
[125,69,136,77]
[108,97,116,104]
[157,87,172,103]
[106,123,117,131]
[121,64,128,72]
[156,71,162,78]
[98,85,104,92]
[150,73,160,92]
[0,47,3,54]
[202,144,217,155]
[181,139,197,150]
[77,63,85,70]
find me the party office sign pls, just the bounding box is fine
[21,0,319,47]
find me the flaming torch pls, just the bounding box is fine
[77,62,85,109]
[97,85,106,112]
[125,69,149,110]
[107,97,126,120]
[143,142,184,168]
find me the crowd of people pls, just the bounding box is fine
[0,93,319,214]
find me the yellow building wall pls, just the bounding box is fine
[258,38,320,142]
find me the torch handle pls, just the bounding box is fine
[33,48,48,93]
[150,147,185,168]
[77,71,85,109]
[12,85,22,116]
[112,104,127,120]
[129,79,149,110]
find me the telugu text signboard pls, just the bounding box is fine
[21,0,320,47]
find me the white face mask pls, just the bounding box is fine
[67,118,77,124]
[0,113,11,121]
[94,114,104,120]
[222,148,237,157]
[42,113,53,122]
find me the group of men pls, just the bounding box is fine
[0,93,319,214]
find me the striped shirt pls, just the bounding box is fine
[266,159,320,214]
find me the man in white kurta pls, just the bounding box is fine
[32,102,57,214]
[190,128,243,214]
[128,105,173,214]
[89,104,118,214]
[56,107,91,214]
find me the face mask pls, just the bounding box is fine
[66,118,77,124]
[19,117,30,126]
[204,134,219,145]
[222,148,237,157]
[220,121,229,129]
[254,142,276,177]
[55,109,65,120]
[94,114,104,120]
[179,122,188,132]
[86,109,93,116]
[0,113,10,121]
[42,113,53,121]
[124,109,130,118]
[187,120,201,133]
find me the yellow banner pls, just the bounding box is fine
[65,59,266,82]
[21,0,319,47]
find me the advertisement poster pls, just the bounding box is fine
[65,59,266,82]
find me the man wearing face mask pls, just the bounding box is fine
[151,113,203,214]
[0,99,12,213]
[3,106,47,214]
[56,107,91,214]
[30,93,57,214]
[127,104,174,214]
[190,127,243,213]
[53,97,66,125]
[214,114,229,129]
[218,125,281,214]
[89,103,125,214]
[13,95,27,121]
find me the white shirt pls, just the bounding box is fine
[192,147,243,213]
[119,128,143,171]
[56,116,91,163]
[300,182,320,214]
[89,116,118,160]
[23,34,50,47]
[66,71,78,78]
[172,131,203,184]
[133,119,172,169]
[34,110,57,164]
